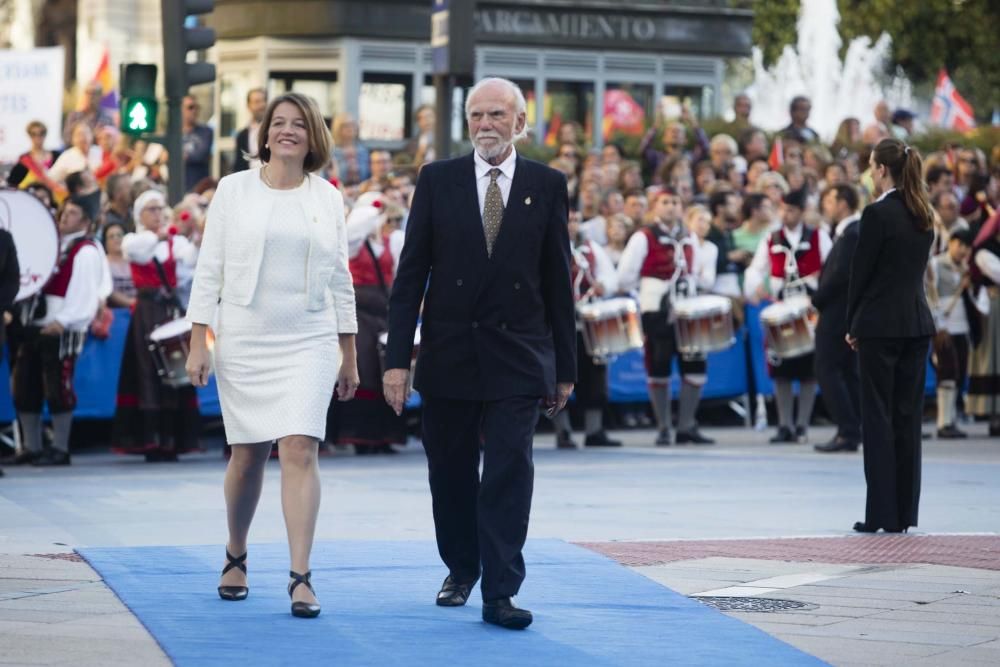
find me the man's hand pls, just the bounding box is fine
[40,321,64,336]
[845,333,858,351]
[383,369,411,416]
[545,382,574,417]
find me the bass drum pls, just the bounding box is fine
[0,189,59,302]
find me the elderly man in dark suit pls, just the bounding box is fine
[812,184,862,452]
[383,77,576,630]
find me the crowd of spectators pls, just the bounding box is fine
[2,83,999,449]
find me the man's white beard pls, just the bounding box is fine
[474,133,510,160]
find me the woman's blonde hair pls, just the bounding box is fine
[257,92,331,173]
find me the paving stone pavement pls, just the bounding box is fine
[1,424,998,665]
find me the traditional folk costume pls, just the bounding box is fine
[618,220,717,445]
[326,196,406,453]
[111,193,200,461]
[744,190,832,443]
[968,227,1000,433]
[11,230,103,465]
[928,250,981,437]
[552,236,620,448]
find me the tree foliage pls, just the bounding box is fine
[737,0,1000,121]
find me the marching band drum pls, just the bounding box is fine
[673,294,736,356]
[760,294,817,360]
[576,297,643,363]
[0,189,59,303]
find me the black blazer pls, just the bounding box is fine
[232,127,251,173]
[847,190,935,339]
[385,152,576,400]
[812,217,859,338]
[0,230,20,351]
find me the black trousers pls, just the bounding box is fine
[575,331,608,408]
[421,394,539,601]
[12,329,78,414]
[815,327,862,441]
[857,337,930,531]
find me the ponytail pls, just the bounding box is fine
[872,138,934,231]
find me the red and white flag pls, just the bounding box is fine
[930,69,976,132]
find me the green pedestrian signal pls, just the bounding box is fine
[119,63,158,136]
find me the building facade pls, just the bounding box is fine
[211,0,751,164]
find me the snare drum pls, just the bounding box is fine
[760,296,817,360]
[673,295,736,356]
[576,297,644,363]
[148,319,202,387]
[378,330,421,391]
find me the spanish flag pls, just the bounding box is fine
[77,48,119,114]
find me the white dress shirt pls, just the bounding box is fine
[474,147,516,216]
[833,212,861,239]
[36,231,104,331]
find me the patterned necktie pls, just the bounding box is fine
[483,167,504,257]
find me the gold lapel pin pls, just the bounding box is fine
[524,196,532,205]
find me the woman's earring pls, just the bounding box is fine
[264,143,269,149]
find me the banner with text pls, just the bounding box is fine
[0,47,65,164]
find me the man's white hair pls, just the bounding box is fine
[465,77,529,142]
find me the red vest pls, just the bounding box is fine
[131,238,177,289]
[43,237,97,298]
[639,226,694,280]
[349,236,394,288]
[768,225,822,280]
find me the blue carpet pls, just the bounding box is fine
[78,540,824,666]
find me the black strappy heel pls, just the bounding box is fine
[217,550,249,601]
[288,570,321,618]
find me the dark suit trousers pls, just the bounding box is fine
[421,394,539,601]
[857,337,930,530]
[815,327,862,441]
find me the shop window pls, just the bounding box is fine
[604,82,653,141]
[359,73,413,142]
[268,71,341,124]
[543,81,594,147]
[660,85,713,121]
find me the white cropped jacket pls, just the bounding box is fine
[185,168,358,334]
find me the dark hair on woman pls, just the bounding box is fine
[741,192,767,220]
[871,138,933,231]
[256,92,331,173]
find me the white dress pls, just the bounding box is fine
[213,180,340,443]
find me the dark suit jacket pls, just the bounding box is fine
[232,127,251,173]
[0,230,21,352]
[813,216,859,339]
[385,152,576,400]
[847,190,935,339]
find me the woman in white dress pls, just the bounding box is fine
[185,93,359,618]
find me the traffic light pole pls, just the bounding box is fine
[164,95,184,206]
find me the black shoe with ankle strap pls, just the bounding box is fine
[288,570,321,618]
[217,550,248,601]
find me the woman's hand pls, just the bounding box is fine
[186,323,212,387]
[336,358,360,401]
[336,334,360,401]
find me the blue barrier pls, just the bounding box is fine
[745,301,936,397]
[607,328,749,402]
[0,309,221,421]
[0,306,937,422]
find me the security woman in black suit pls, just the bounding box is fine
[846,138,936,533]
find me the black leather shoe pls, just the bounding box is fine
[814,437,860,453]
[795,425,808,443]
[555,430,578,449]
[770,427,795,444]
[937,425,968,439]
[31,450,71,466]
[675,429,715,445]
[852,521,877,533]
[217,549,248,601]
[655,429,672,446]
[584,431,622,447]
[483,597,533,630]
[288,570,321,618]
[1,450,40,465]
[436,574,477,607]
